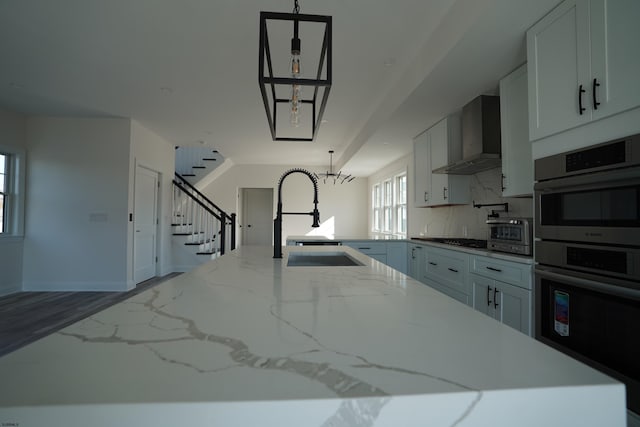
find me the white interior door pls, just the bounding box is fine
[134,166,159,284]
[241,188,273,246]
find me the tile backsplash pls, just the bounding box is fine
[411,167,533,240]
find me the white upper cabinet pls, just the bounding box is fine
[413,115,470,207]
[413,130,432,207]
[500,64,533,197]
[589,0,640,121]
[527,0,640,141]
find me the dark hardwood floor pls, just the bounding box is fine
[0,273,181,358]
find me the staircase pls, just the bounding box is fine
[175,146,224,184]
[172,173,236,271]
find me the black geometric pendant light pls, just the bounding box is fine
[258,0,332,141]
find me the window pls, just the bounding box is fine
[371,172,407,237]
[0,153,7,234]
[0,147,25,237]
[372,184,382,232]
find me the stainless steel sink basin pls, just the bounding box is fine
[286,251,364,267]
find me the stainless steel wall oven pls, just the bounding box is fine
[534,134,640,415]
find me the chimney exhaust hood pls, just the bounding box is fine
[433,95,501,175]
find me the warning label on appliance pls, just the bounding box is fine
[554,291,570,337]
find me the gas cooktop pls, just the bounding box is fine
[412,237,488,249]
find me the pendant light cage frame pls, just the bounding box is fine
[259,11,332,142]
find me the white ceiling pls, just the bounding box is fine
[0,0,559,177]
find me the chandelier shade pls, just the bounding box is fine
[258,6,332,142]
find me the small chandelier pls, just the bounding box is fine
[258,0,332,141]
[314,150,355,184]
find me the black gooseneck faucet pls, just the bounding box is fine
[274,168,320,258]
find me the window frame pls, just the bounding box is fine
[0,146,26,238]
[371,171,407,238]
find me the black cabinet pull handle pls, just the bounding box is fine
[493,288,500,309]
[592,78,601,110]
[501,174,506,191]
[448,267,458,273]
[443,187,448,200]
[429,261,437,266]
[487,286,493,306]
[358,247,371,250]
[424,191,429,202]
[486,266,502,273]
[578,84,586,115]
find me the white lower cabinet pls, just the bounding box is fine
[471,274,531,335]
[408,243,424,280]
[422,246,470,305]
[386,242,408,275]
[470,255,533,336]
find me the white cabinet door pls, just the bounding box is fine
[494,281,532,336]
[408,244,424,281]
[425,115,470,206]
[590,0,640,121]
[527,0,591,140]
[413,131,431,207]
[471,274,494,317]
[528,0,640,141]
[500,64,533,197]
[386,242,408,274]
[471,273,532,336]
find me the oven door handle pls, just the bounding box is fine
[534,167,640,193]
[535,267,640,301]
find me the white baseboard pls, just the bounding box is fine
[23,281,129,292]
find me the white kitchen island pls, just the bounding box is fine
[0,246,626,426]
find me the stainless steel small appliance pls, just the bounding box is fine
[486,217,532,256]
[534,133,640,246]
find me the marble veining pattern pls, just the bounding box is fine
[0,245,626,426]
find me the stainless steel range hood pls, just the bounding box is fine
[433,95,501,175]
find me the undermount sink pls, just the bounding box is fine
[286,251,364,267]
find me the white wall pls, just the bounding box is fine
[369,153,533,240]
[199,164,368,244]
[22,117,131,291]
[0,109,26,296]
[129,121,176,281]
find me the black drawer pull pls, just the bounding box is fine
[358,247,371,250]
[486,266,502,272]
[429,262,437,266]
[448,268,459,273]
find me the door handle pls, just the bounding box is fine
[487,286,493,306]
[429,261,437,266]
[578,84,586,115]
[424,191,429,202]
[443,187,448,200]
[592,78,601,110]
[247,224,252,228]
[448,267,458,273]
[493,288,499,309]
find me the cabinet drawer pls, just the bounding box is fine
[470,256,531,289]
[424,250,468,295]
[344,241,386,255]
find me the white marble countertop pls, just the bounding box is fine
[0,246,624,426]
